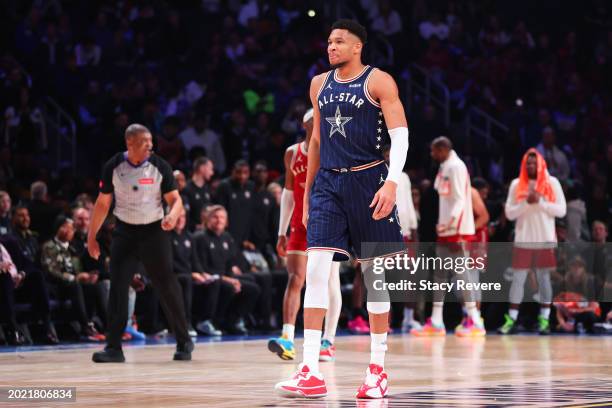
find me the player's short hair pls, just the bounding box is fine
[205,204,227,218]
[331,19,367,44]
[431,136,452,150]
[233,160,249,170]
[125,123,150,139]
[472,177,489,190]
[30,181,47,200]
[193,156,210,172]
[253,160,268,170]
[593,220,608,232]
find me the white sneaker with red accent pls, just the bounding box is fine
[319,339,336,362]
[274,363,327,398]
[355,364,388,399]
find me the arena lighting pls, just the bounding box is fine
[516,98,524,107]
[307,9,316,17]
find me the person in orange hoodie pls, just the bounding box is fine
[499,148,566,335]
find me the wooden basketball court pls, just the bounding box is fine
[1,335,611,407]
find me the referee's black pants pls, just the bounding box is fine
[107,220,190,349]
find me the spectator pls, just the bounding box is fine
[371,0,402,37]
[214,160,255,249]
[183,157,214,231]
[71,207,107,325]
[40,216,105,342]
[28,181,60,243]
[250,162,276,253]
[554,257,600,333]
[565,185,588,242]
[6,205,57,344]
[156,116,184,168]
[194,205,261,335]
[74,35,101,67]
[4,87,47,153]
[0,242,26,345]
[537,127,570,181]
[179,115,226,174]
[223,109,250,165]
[419,12,449,41]
[590,221,611,318]
[0,191,11,236]
[171,208,222,336]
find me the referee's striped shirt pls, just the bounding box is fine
[99,152,176,225]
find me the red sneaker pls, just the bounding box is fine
[275,364,327,398]
[355,364,388,399]
[348,315,370,334]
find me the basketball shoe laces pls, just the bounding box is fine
[365,365,384,388]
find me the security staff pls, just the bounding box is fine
[88,123,193,363]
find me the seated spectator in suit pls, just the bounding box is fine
[554,257,600,333]
[194,205,260,335]
[0,191,12,236]
[71,206,107,325]
[41,216,105,342]
[3,205,57,344]
[0,241,27,345]
[28,181,60,243]
[172,208,222,336]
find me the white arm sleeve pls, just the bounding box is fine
[278,188,295,236]
[386,127,409,184]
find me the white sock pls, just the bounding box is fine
[282,324,295,342]
[370,332,387,368]
[431,302,444,326]
[509,308,519,320]
[303,329,322,373]
[402,307,414,325]
[465,302,481,324]
[540,307,551,319]
[322,262,341,344]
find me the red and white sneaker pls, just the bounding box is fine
[319,339,336,362]
[355,364,388,399]
[275,364,327,398]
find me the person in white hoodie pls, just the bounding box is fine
[499,148,566,335]
[411,136,482,336]
[383,145,420,332]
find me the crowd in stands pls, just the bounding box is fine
[0,0,611,345]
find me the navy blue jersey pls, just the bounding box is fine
[317,65,389,169]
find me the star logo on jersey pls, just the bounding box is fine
[325,106,352,138]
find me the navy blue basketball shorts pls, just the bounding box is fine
[307,161,405,262]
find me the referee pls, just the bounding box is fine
[88,123,193,362]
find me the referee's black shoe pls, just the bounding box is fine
[173,341,194,361]
[92,347,125,363]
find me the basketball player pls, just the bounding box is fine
[411,137,483,336]
[275,20,409,399]
[454,183,489,337]
[498,148,566,335]
[382,144,420,333]
[268,108,342,362]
